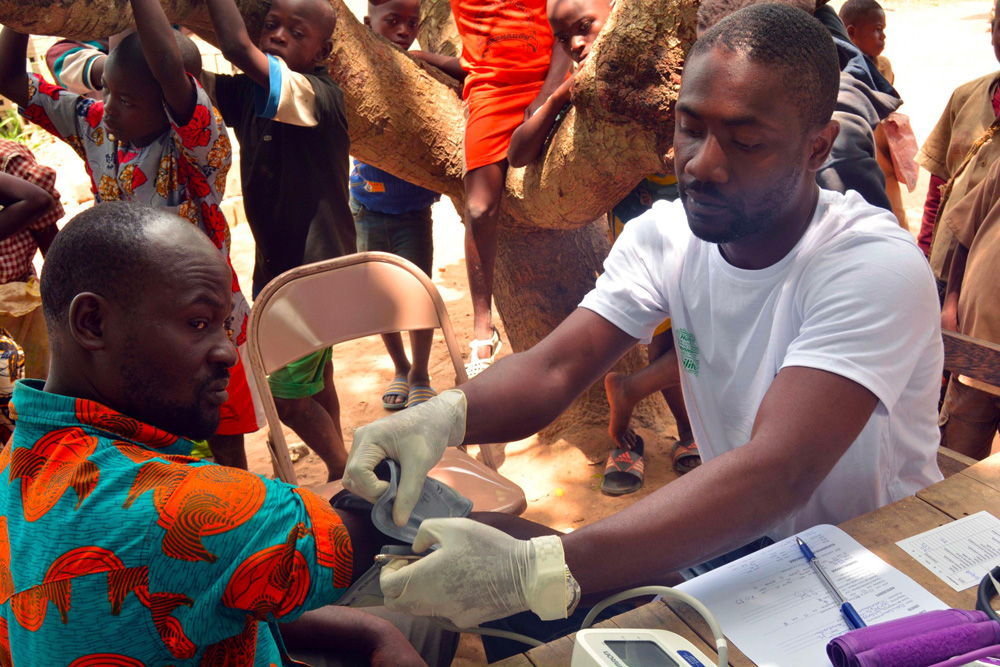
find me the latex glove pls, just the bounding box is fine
[343,389,466,526]
[380,518,574,627]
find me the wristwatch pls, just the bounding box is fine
[565,565,582,616]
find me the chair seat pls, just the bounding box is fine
[308,448,526,515]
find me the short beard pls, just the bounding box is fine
[680,166,802,245]
[119,342,222,441]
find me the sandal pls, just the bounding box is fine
[465,327,502,379]
[405,384,437,408]
[671,436,701,474]
[600,435,645,496]
[381,379,409,411]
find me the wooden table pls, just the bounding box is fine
[496,455,1000,666]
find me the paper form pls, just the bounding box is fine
[896,510,1000,592]
[676,524,947,667]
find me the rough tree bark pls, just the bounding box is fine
[1,0,697,455]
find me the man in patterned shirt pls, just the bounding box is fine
[0,201,429,666]
[0,0,265,460]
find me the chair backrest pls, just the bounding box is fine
[937,330,1000,478]
[247,252,470,484]
[942,330,1000,388]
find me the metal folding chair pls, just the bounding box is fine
[246,252,525,513]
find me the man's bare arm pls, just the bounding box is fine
[562,366,879,595]
[461,308,638,444]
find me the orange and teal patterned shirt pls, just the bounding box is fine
[0,380,354,666]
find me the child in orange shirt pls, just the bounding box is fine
[450,0,570,377]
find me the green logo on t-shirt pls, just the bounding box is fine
[678,328,699,376]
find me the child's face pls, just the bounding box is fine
[365,0,421,50]
[846,8,886,59]
[549,0,612,64]
[259,0,335,73]
[101,57,170,148]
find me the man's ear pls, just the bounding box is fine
[363,15,371,27]
[846,24,857,41]
[805,119,840,172]
[68,293,109,352]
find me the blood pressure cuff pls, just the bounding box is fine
[331,459,473,543]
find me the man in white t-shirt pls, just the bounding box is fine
[341,3,944,628]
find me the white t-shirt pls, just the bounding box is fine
[580,189,944,540]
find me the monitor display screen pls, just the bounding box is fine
[605,640,681,666]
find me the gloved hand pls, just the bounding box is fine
[380,518,576,627]
[342,389,467,527]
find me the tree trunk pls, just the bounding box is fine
[2,0,694,446]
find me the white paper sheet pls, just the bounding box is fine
[676,524,947,667]
[896,510,1000,592]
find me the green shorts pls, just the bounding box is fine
[268,348,333,399]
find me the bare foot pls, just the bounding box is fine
[605,372,640,449]
[382,373,409,407]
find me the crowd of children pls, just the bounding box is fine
[0,0,996,507]
[0,0,999,663]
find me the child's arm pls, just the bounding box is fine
[129,0,198,124]
[205,0,271,87]
[507,77,572,168]
[411,51,467,82]
[0,29,31,107]
[524,46,572,120]
[0,172,55,242]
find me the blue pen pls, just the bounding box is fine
[796,536,867,630]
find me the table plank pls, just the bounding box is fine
[960,453,1000,493]
[667,599,755,667]
[918,472,1000,520]
[839,494,975,609]
[491,655,533,667]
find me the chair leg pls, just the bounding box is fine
[479,442,506,470]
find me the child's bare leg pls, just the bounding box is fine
[275,362,346,481]
[208,433,248,469]
[464,162,507,359]
[408,329,434,387]
[381,332,411,406]
[605,332,683,447]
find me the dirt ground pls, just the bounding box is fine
[21,0,1000,663]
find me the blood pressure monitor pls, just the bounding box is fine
[572,629,717,667]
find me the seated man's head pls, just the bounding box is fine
[839,0,886,59]
[547,0,613,64]
[102,30,202,146]
[41,203,237,440]
[697,0,815,36]
[259,0,337,73]
[675,3,839,244]
[365,0,421,50]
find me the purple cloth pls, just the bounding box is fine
[829,609,986,660]
[855,622,1000,667]
[827,610,999,667]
